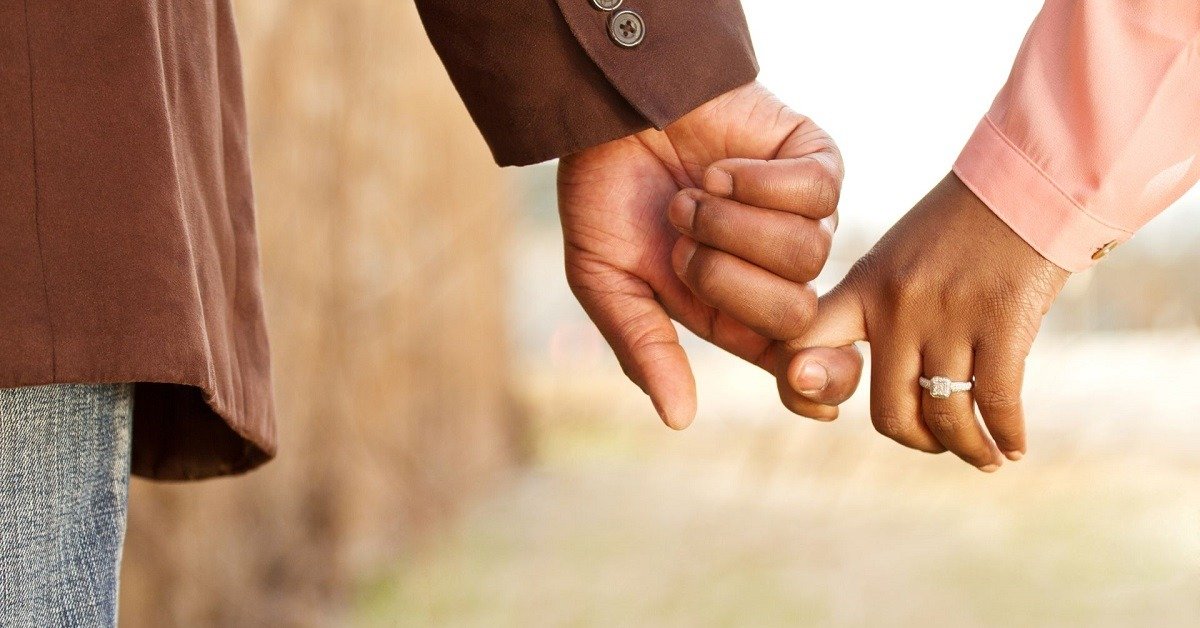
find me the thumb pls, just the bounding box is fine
[773,281,868,417]
[570,268,697,430]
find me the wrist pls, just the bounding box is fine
[953,118,1130,273]
[935,172,1071,285]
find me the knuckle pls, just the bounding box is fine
[974,386,1021,414]
[923,408,962,434]
[976,325,1013,350]
[879,265,929,305]
[615,308,676,352]
[979,281,1021,309]
[814,222,834,255]
[688,197,722,242]
[795,160,841,216]
[781,224,827,281]
[686,247,722,293]
[872,411,910,441]
[978,288,1048,338]
[838,253,880,297]
[762,287,815,338]
[880,277,913,307]
[978,327,1037,362]
[564,261,621,304]
[939,281,977,308]
[608,310,680,385]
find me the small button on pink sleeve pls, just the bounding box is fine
[953,0,1200,272]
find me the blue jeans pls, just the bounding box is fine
[0,384,133,627]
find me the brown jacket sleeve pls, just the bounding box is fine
[414,0,759,166]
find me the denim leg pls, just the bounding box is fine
[0,384,134,628]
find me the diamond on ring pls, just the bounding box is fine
[918,376,973,399]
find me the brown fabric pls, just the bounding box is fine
[416,0,759,166]
[0,0,757,480]
[553,0,759,128]
[1,1,271,480]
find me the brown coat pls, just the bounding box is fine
[0,0,757,480]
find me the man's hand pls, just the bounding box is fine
[558,82,861,429]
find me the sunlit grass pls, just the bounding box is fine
[354,340,1200,627]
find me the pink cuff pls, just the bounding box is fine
[952,117,1133,273]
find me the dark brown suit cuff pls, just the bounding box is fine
[416,0,759,166]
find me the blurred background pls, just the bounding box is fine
[118,1,1200,626]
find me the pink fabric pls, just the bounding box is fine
[954,1,1200,272]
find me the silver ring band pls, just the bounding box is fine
[919,376,973,399]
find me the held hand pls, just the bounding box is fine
[559,81,861,429]
[787,174,1069,470]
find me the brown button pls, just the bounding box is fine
[591,0,623,10]
[608,10,645,48]
[1091,240,1119,261]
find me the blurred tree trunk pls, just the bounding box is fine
[119,1,523,625]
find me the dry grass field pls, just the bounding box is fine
[355,337,1200,627]
[348,208,1200,627]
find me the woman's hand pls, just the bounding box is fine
[672,172,1069,471]
[559,82,861,429]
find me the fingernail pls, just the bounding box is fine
[979,463,1001,473]
[796,361,829,394]
[672,238,697,277]
[704,168,734,197]
[1004,450,1024,461]
[668,193,697,233]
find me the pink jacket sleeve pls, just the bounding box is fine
[953,1,1200,272]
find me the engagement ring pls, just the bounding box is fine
[918,376,973,399]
